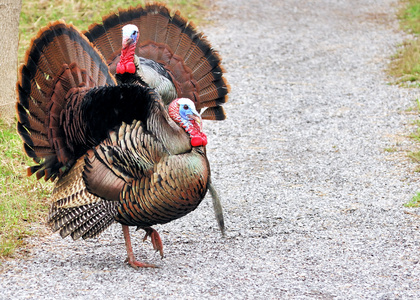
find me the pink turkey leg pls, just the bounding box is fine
[143,227,164,258]
[122,225,157,268]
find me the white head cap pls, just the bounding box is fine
[122,24,139,40]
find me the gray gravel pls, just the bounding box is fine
[2,0,420,298]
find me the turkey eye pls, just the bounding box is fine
[183,104,189,110]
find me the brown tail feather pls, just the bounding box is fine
[69,204,114,240]
[84,3,229,118]
[50,202,117,240]
[47,155,119,240]
[139,4,171,44]
[200,106,227,121]
[17,122,50,148]
[79,212,116,239]
[16,20,115,181]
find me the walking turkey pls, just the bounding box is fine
[83,3,229,235]
[16,4,228,268]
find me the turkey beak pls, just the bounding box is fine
[189,112,203,130]
[122,37,134,49]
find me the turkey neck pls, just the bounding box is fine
[133,55,145,80]
[147,102,192,155]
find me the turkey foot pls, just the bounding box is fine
[122,225,157,268]
[142,227,164,259]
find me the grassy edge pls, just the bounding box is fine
[387,0,420,86]
[389,1,420,206]
[0,119,52,260]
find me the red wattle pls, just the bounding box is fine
[117,61,136,74]
[116,63,125,74]
[117,43,136,74]
[125,62,136,74]
[201,135,208,146]
[191,137,204,147]
[190,133,207,147]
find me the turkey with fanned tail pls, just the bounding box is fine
[84,3,228,234]
[84,2,230,120]
[16,14,221,268]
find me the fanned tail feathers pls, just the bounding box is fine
[84,3,230,120]
[16,20,115,181]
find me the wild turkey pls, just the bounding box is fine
[83,3,229,233]
[16,10,225,268]
[83,3,229,117]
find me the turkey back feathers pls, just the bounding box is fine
[84,2,229,121]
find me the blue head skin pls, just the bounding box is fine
[122,24,139,48]
[178,98,202,132]
[168,98,207,147]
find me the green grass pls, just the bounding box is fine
[0,119,52,258]
[409,120,420,141]
[407,106,420,191]
[388,0,420,85]
[18,0,208,63]
[399,0,420,34]
[388,40,420,86]
[389,1,420,206]
[405,192,420,207]
[1,0,207,259]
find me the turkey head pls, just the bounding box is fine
[116,24,139,74]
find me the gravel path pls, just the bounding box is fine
[2,0,420,298]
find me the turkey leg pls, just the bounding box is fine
[143,227,164,258]
[122,225,157,268]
